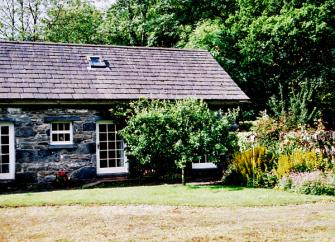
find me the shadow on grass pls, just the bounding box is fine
[187,185,245,191]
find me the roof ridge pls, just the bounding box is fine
[0,40,208,53]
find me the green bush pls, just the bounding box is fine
[277,171,335,196]
[225,146,276,187]
[121,98,238,184]
[299,181,335,196]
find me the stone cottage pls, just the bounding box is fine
[0,41,248,186]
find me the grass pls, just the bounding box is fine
[0,184,334,207]
[1,185,335,241]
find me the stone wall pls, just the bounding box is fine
[0,106,109,187]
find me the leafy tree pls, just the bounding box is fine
[100,0,182,47]
[182,0,334,126]
[0,0,62,41]
[44,0,102,44]
[121,98,238,185]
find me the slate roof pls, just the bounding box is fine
[0,41,249,103]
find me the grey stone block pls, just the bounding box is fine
[83,122,96,131]
[16,149,36,163]
[78,143,96,154]
[69,166,96,180]
[16,126,36,137]
[16,171,37,183]
[43,175,56,183]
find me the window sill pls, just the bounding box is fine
[192,163,217,169]
[48,144,77,149]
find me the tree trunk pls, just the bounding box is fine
[181,166,186,185]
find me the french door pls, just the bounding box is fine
[0,123,15,179]
[96,121,128,174]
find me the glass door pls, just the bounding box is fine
[96,122,128,174]
[0,123,15,179]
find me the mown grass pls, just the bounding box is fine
[0,184,334,207]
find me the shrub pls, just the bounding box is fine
[277,171,335,196]
[276,150,330,178]
[299,181,335,196]
[226,146,276,187]
[251,112,281,148]
[121,98,238,185]
[268,82,320,130]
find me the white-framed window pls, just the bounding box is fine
[192,155,217,169]
[0,123,15,180]
[50,122,73,145]
[96,121,128,174]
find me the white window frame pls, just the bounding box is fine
[0,123,15,180]
[96,121,128,174]
[50,121,73,145]
[192,154,217,169]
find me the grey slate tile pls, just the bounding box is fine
[0,41,249,102]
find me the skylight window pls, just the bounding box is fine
[88,56,106,68]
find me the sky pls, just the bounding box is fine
[92,0,116,10]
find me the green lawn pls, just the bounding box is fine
[0,184,334,207]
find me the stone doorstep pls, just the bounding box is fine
[81,177,135,189]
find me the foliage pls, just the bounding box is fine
[227,146,276,187]
[268,82,320,130]
[99,0,184,47]
[299,180,335,196]
[224,1,334,123]
[181,19,224,60]
[121,98,238,184]
[0,0,62,41]
[276,150,331,178]
[44,0,102,44]
[251,112,281,155]
[277,171,335,196]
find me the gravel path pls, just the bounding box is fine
[1,203,335,241]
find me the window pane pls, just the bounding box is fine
[1,126,9,135]
[99,124,106,132]
[99,133,107,142]
[1,155,9,163]
[116,150,123,158]
[52,134,58,142]
[100,159,107,168]
[59,134,65,141]
[64,133,70,141]
[1,136,9,144]
[108,142,115,150]
[108,150,116,159]
[64,123,70,130]
[117,141,123,150]
[1,164,9,173]
[107,124,114,132]
[108,132,115,142]
[100,142,107,150]
[107,141,123,150]
[117,159,124,167]
[109,159,116,167]
[1,145,9,154]
[100,151,107,159]
[52,123,57,130]
[90,57,101,65]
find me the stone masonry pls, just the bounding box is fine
[0,106,110,185]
